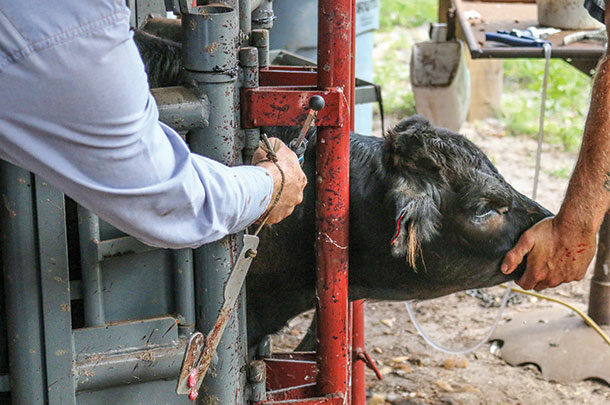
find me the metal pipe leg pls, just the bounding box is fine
[77,207,105,327]
[0,163,47,404]
[316,0,352,397]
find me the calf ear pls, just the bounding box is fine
[390,195,440,269]
[382,115,442,177]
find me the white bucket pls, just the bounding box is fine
[537,0,604,30]
[410,39,470,132]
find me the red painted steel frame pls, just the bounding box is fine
[351,301,366,405]
[316,0,353,400]
[241,87,347,128]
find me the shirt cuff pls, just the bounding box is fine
[226,165,274,233]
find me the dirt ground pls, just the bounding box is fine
[271,118,610,404]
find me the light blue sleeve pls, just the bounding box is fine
[0,8,273,248]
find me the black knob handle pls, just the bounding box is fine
[309,95,325,111]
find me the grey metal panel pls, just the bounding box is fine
[134,0,168,28]
[78,207,106,327]
[171,249,195,336]
[0,162,47,404]
[151,86,210,132]
[98,218,127,241]
[0,374,9,392]
[76,379,191,404]
[101,249,173,322]
[74,317,179,356]
[34,178,76,405]
[96,235,157,261]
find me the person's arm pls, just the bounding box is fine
[501,6,610,290]
[0,6,305,249]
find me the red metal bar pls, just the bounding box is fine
[265,358,317,390]
[259,69,318,87]
[351,301,366,405]
[315,0,352,399]
[241,87,347,128]
[349,1,364,403]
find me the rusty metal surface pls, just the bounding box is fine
[454,0,605,59]
[141,17,182,42]
[176,332,204,395]
[260,68,318,87]
[589,214,610,325]
[264,358,318,390]
[265,352,317,361]
[241,87,347,128]
[262,384,344,403]
[491,309,610,384]
[315,0,352,399]
[351,301,366,405]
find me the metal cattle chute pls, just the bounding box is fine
[0,0,372,403]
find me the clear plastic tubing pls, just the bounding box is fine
[404,283,513,355]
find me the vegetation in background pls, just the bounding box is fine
[549,166,573,179]
[373,0,437,116]
[374,0,591,151]
[379,0,438,31]
[502,59,591,151]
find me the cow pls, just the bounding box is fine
[246,121,551,347]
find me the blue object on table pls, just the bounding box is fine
[485,31,550,47]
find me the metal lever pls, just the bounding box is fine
[176,234,260,399]
[289,95,325,164]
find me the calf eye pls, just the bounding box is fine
[472,209,498,224]
[470,205,509,225]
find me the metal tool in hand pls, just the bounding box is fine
[563,28,607,45]
[288,95,325,164]
[176,234,259,399]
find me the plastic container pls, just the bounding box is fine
[537,0,604,30]
[410,28,470,132]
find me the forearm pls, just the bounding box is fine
[555,57,610,236]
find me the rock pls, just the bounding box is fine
[368,393,386,405]
[379,366,394,376]
[435,379,454,392]
[456,358,468,369]
[394,363,413,374]
[442,357,457,370]
[381,318,396,328]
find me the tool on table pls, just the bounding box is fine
[486,30,551,47]
[563,28,607,45]
[288,95,325,164]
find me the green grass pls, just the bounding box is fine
[502,59,592,151]
[379,0,438,31]
[549,166,573,179]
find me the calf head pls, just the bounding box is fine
[350,116,552,300]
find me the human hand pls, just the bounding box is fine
[252,137,307,225]
[500,217,597,291]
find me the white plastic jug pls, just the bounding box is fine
[410,28,470,132]
[537,0,603,30]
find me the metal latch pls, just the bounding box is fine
[176,234,260,400]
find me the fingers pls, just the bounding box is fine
[501,230,535,275]
[253,138,307,225]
